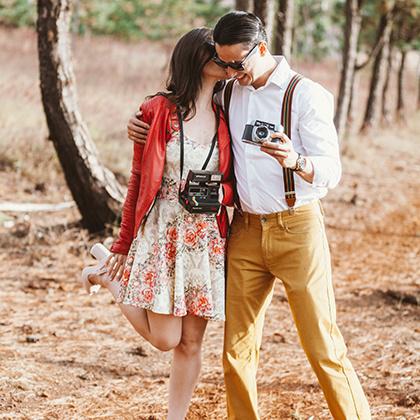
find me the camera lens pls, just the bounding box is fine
[255,126,269,140]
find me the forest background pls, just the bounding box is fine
[0,0,419,419]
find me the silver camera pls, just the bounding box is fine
[242,120,284,146]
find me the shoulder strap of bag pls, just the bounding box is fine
[281,73,304,212]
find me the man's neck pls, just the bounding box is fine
[252,55,278,89]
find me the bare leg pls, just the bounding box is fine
[167,314,208,420]
[88,274,182,351]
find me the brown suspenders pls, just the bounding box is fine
[223,79,235,141]
[281,73,303,212]
[223,79,241,212]
[223,74,303,213]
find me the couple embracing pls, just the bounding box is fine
[81,11,371,420]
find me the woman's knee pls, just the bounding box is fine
[150,334,181,352]
[176,335,203,357]
[147,312,182,351]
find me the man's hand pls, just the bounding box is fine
[127,110,150,144]
[260,132,298,169]
[104,253,127,282]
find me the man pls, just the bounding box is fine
[126,12,371,420]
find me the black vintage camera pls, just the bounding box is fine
[242,120,284,146]
[179,170,223,214]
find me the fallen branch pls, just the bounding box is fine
[0,201,75,212]
[384,289,419,306]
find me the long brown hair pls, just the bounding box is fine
[153,28,223,120]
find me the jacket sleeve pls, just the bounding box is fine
[110,102,153,255]
[218,109,235,207]
[221,166,235,207]
[110,142,144,255]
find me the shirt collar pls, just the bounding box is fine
[245,55,291,91]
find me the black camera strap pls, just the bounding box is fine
[177,106,220,181]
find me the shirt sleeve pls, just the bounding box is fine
[296,80,342,189]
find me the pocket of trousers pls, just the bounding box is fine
[284,213,322,235]
[228,217,244,238]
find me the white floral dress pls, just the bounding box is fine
[118,114,226,321]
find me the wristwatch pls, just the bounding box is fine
[292,153,306,172]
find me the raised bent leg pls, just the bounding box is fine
[88,274,182,351]
[223,216,275,420]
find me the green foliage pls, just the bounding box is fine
[394,0,420,51]
[357,0,383,51]
[0,0,228,40]
[0,0,36,27]
[1,0,417,58]
[294,0,339,60]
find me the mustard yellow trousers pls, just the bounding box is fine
[223,201,371,420]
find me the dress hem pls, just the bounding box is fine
[117,298,225,322]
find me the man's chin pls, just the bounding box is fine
[236,74,252,85]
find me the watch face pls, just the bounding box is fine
[297,156,306,171]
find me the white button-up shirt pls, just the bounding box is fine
[217,56,341,214]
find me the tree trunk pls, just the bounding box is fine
[254,0,268,25]
[360,4,394,133]
[235,0,251,11]
[396,49,407,122]
[254,0,275,45]
[334,0,362,137]
[347,73,354,122]
[272,0,294,59]
[37,0,124,233]
[381,43,394,125]
[418,71,420,110]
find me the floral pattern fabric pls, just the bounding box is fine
[118,114,226,321]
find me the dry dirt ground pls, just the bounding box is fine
[0,27,419,419]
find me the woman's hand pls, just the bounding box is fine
[104,253,127,282]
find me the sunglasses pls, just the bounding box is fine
[212,43,259,71]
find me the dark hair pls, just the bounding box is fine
[213,11,267,47]
[152,27,222,120]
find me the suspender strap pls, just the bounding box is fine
[223,79,235,125]
[223,79,243,213]
[177,105,220,180]
[281,74,303,211]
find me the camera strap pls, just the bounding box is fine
[177,106,220,181]
[281,73,303,212]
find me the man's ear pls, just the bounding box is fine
[258,42,268,56]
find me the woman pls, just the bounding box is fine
[81,28,233,419]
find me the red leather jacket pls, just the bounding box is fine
[111,95,234,255]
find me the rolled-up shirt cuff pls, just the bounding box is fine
[309,156,342,189]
